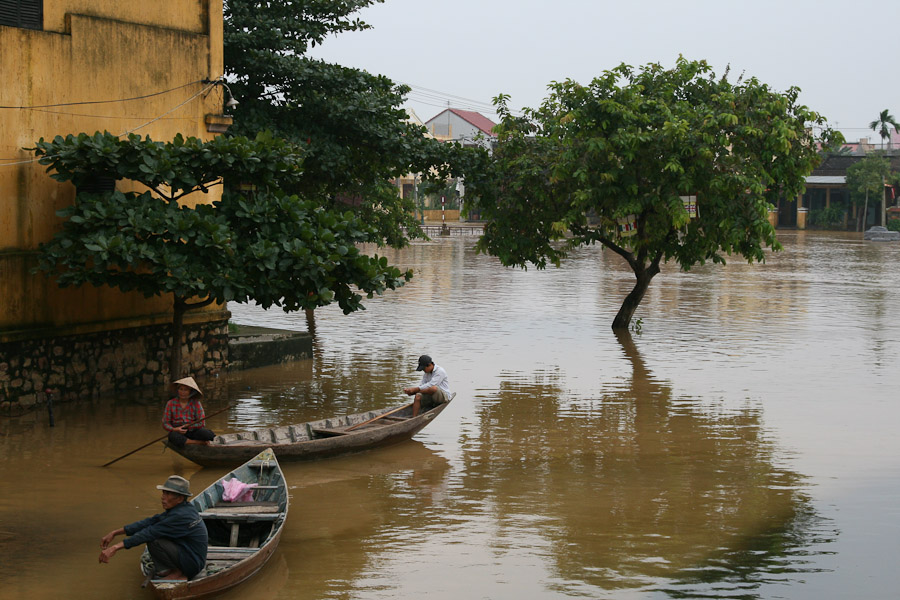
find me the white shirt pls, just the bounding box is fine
[419,364,451,396]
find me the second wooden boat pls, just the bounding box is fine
[167,394,455,468]
[142,447,288,599]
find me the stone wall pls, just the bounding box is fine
[0,320,229,410]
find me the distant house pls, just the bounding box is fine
[769,153,900,230]
[424,108,497,149]
[394,108,432,206]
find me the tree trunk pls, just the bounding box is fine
[304,308,317,335]
[862,191,869,231]
[170,298,187,380]
[611,268,657,330]
[169,295,216,381]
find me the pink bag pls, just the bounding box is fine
[221,477,258,502]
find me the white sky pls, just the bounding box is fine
[307,0,900,143]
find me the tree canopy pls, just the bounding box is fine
[466,58,834,329]
[223,0,474,246]
[32,132,411,376]
[869,109,899,151]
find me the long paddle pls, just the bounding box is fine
[101,403,235,467]
[345,402,414,432]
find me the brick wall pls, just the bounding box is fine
[0,320,228,410]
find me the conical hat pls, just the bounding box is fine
[170,376,203,397]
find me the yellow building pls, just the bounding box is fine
[0,1,229,404]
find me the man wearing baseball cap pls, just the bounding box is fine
[403,354,451,417]
[99,475,208,581]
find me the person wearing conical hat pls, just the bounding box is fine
[162,376,215,448]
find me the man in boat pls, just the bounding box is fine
[403,354,451,417]
[99,475,208,581]
[163,376,215,447]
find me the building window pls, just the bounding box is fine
[0,0,43,30]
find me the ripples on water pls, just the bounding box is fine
[3,231,899,599]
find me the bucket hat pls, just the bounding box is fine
[170,376,203,397]
[156,475,192,496]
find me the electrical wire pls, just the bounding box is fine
[0,81,217,167]
[0,79,207,110]
[399,81,525,117]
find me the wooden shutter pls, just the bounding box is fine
[0,0,43,30]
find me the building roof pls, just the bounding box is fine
[425,108,498,137]
[806,175,846,184]
[450,109,497,136]
[404,108,425,127]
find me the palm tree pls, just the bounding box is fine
[869,109,900,151]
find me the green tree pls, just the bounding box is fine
[32,132,411,377]
[869,109,900,151]
[466,58,833,330]
[846,154,890,231]
[223,0,472,247]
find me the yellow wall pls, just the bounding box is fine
[0,1,226,341]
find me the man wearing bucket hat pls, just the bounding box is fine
[163,376,215,448]
[403,354,451,417]
[99,475,208,581]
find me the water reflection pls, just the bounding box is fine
[460,331,834,597]
[4,231,900,599]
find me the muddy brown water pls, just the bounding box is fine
[2,231,899,599]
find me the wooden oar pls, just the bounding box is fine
[101,403,235,467]
[345,402,413,432]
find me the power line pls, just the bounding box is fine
[400,81,525,118]
[0,80,207,110]
[0,81,216,167]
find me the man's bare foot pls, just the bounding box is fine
[160,569,187,580]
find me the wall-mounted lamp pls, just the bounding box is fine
[221,82,238,113]
[203,77,237,133]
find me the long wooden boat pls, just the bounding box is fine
[166,394,455,468]
[141,447,288,599]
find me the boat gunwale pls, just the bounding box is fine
[167,396,454,467]
[146,448,289,599]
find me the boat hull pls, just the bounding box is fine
[143,448,288,599]
[167,397,453,468]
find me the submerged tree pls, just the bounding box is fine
[466,58,836,330]
[32,132,411,378]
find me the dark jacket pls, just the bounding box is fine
[123,500,208,578]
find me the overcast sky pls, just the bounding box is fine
[307,0,899,142]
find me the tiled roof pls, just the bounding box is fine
[449,109,497,136]
[426,108,497,136]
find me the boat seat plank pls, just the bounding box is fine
[211,501,280,514]
[200,511,282,521]
[207,550,258,561]
[208,546,259,553]
[311,427,349,437]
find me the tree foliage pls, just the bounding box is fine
[869,109,899,150]
[466,58,833,329]
[846,153,890,231]
[223,0,476,246]
[32,132,411,376]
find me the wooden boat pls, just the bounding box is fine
[141,447,288,599]
[167,394,455,468]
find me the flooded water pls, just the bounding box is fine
[2,230,900,599]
